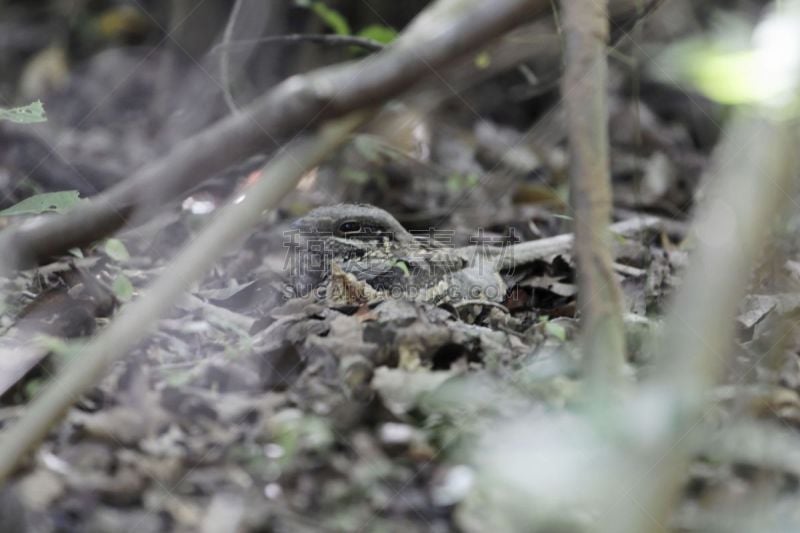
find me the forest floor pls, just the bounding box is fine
[2,1,800,532]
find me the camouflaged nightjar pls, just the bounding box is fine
[286,204,506,305]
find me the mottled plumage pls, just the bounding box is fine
[288,204,505,304]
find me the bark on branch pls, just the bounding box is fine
[561,0,627,390]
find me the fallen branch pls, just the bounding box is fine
[615,2,800,521]
[460,215,662,270]
[0,0,549,272]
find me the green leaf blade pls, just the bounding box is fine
[311,3,351,35]
[0,100,47,124]
[357,24,397,44]
[0,191,82,216]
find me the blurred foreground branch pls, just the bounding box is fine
[468,5,800,532]
[617,3,800,526]
[0,112,372,483]
[620,115,798,533]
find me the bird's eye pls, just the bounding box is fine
[338,220,362,235]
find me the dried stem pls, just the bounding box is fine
[560,0,627,390]
[220,0,246,114]
[459,215,662,269]
[211,34,386,56]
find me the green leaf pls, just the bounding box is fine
[665,42,763,104]
[0,190,82,216]
[357,24,397,44]
[24,378,45,399]
[35,334,86,363]
[544,321,567,342]
[342,168,370,185]
[112,274,135,301]
[654,8,800,108]
[446,174,464,192]
[104,238,130,262]
[352,134,387,162]
[35,335,69,353]
[392,259,410,277]
[474,51,491,69]
[0,100,47,124]
[311,2,350,35]
[273,410,334,466]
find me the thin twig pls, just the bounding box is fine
[561,0,626,391]
[220,0,246,114]
[210,33,386,56]
[458,215,661,271]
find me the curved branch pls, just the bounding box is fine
[0,0,549,272]
[220,0,246,113]
[0,112,372,482]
